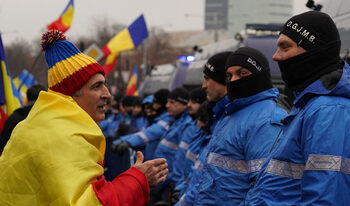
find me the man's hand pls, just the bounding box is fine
[133,151,168,187]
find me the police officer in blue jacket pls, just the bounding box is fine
[174,101,211,200]
[247,11,350,206]
[153,87,193,203]
[194,47,287,205]
[177,52,232,206]
[171,87,207,192]
[112,89,173,161]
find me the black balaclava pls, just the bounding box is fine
[203,52,234,86]
[278,11,342,92]
[225,47,272,101]
[153,88,170,115]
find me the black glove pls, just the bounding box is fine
[170,190,181,205]
[112,141,130,156]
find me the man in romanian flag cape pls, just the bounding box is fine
[0,30,168,206]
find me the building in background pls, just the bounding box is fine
[205,0,293,36]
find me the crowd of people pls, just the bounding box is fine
[1,10,350,205]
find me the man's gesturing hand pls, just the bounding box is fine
[133,151,168,187]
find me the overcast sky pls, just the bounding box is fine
[0,0,310,46]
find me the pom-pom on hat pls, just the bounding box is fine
[41,30,105,96]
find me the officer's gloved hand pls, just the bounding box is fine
[112,141,130,156]
[170,190,181,205]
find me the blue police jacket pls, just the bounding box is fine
[247,63,350,206]
[100,113,124,137]
[171,120,202,186]
[153,111,193,182]
[194,88,286,205]
[175,129,209,194]
[117,111,173,161]
[176,96,230,206]
[130,115,148,133]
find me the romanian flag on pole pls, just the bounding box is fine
[101,14,148,57]
[47,0,74,33]
[102,14,148,75]
[103,53,119,75]
[13,70,37,104]
[0,33,23,132]
[125,66,139,96]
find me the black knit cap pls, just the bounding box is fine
[132,96,143,107]
[121,95,135,107]
[225,47,270,74]
[168,87,189,105]
[189,87,207,104]
[203,51,233,85]
[280,11,340,51]
[153,88,170,106]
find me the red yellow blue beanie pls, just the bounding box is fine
[41,30,105,96]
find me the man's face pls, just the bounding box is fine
[226,66,252,82]
[72,73,111,122]
[144,103,156,116]
[166,99,187,117]
[272,34,307,62]
[120,104,132,116]
[187,99,201,116]
[152,102,162,111]
[132,105,142,116]
[202,73,227,102]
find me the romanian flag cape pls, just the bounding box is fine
[47,0,74,33]
[0,90,149,205]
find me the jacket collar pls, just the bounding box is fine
[225,88,279,115]
[294,62,350,108]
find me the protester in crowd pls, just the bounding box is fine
[177,51,232,206]
[0,84,46,154]
[247,11,350,205]
[0,30,168,206]
[194,47,287,205]
[113,89,173,161]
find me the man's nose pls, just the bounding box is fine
[272,50,282,62]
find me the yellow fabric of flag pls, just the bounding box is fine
[0,90,105,205]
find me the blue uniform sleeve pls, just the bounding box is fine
[120,119,170,148]
[171,125,199,185]
[300,105,350,205]
[196,114,282,205]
